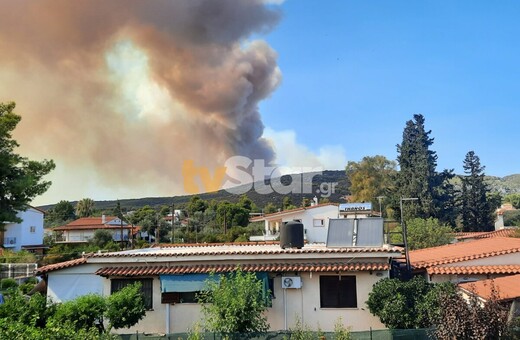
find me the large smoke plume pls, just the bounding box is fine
[0,0,282,202]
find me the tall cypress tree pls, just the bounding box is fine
[460,151,493,231]
[394,114,456,225]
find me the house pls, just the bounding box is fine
[249,203,339,242]
[53,215,134,244]
[409,237,520,283]
[2,206,45,252]
[459,274,520,320]
[36,238,401,334]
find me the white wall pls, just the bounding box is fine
[47,264,104,303]
[3,207,44,250]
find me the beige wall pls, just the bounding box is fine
[110,270,388,334]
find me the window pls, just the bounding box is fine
[319,275,357,308]
[111,278,153,310]
[30,226,36,233]
[162,291,200,304]
[313,219,325,227]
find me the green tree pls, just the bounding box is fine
[199,268,269,334]
[90,229,114,248]
[393,114,456,225]
[0,102,55,233]
[75,198,96,218]
[187,196,208,216]
[51,294,106,332]
[45,200,75,227]
[346,155,397,208]
[263,202,278,214]
[503,193,520,209]
[105,282,146,330]
[459,151,494,232]
[367,276,450,329]
[282,196,296,210]
[391,217,453,250]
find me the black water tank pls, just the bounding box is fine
[280,221,304,249]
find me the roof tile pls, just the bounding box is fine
[459,274,520,301]
[427,265,520,275]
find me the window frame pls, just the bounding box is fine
[111,278,154,310]
[319,275,357,308]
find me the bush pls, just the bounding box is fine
[0,278,18,291]
[51,294,107,332]
[106,283,146,330]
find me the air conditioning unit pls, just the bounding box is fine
[281,276,302,289]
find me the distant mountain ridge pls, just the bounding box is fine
[38,172,520,212]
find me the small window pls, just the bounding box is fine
[30,226,36,233]
[111,278,153,310]
[320,275,357,308]
[313,219,325,227]
[162,291,200,304]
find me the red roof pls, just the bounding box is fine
[409,237,520,269]
[53,216,133,231]
[454,229,518,240]
[459,274,520,301]
[249,203,338,222]
[96,262,389,277]
[427,265,520,275]
[36,257,89,275]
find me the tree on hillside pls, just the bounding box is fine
[45,200,76,227]
[504,193,520,209]
[459,151,494,232]
[263,202,278,214]
[187,196,208,216]
[75,198,95,218]
[346,155,397,209]
[0,102,55,230]
[393,114,456,225]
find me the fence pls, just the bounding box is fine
[119,329,434,340]
[0,263,38,279]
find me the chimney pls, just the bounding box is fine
[102,214,106,223]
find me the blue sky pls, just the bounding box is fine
[259,0,520,177]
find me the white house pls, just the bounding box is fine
[409,237,520,284]
[53,215,133,244]
[249,203,339,242]
[37,239,401,334]
[2,206,45,251]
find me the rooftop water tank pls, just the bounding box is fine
[280,221,304,249]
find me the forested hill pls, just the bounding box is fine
[39,172,520,212]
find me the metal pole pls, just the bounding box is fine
[400,198,418,272]
[171,203,175,243]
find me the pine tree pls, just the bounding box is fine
[460,151,493,231]
[394,114,456,224]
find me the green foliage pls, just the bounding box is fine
[367,276,444,329]
[391,218,453,250]
[45,200,75,228]
[51,294,107,332]
[105,282,146,330]
[504,193,520,209]
[459,151,494,232]
[289,316,314,340]
[75,198,96,218]
[187,196,208,216]
[346,155,397,209]
[434,281,512,339]
[199,268,269,334]
[333,317,352,340]
[393,114,456,225]
[263,202,278,214]
[0,102,55,229]
[0,249,37,263]
[0,278,18,291]
[90,229,114,248]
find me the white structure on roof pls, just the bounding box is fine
[249,203,339,242]
[37,242,402,334]
[2,206,45,251]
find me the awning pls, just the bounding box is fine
[160,274,219,293]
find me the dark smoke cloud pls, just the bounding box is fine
[0,0,282,202]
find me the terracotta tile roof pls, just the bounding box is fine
[249,203,338,222]
[36,256,89,275]
[427,265,520,275]
[92,243,401,258]
[53,216,133,231]
[454,229,518,240]
[459,274,520,301]
[95,262,389,277]
[66,216,117,226]
[409,237,520,269]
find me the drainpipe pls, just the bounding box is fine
[283,288,287,330]
[166,303,170,334]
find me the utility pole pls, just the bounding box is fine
[171,203,175,243]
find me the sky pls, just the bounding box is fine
[1,1,519,206]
